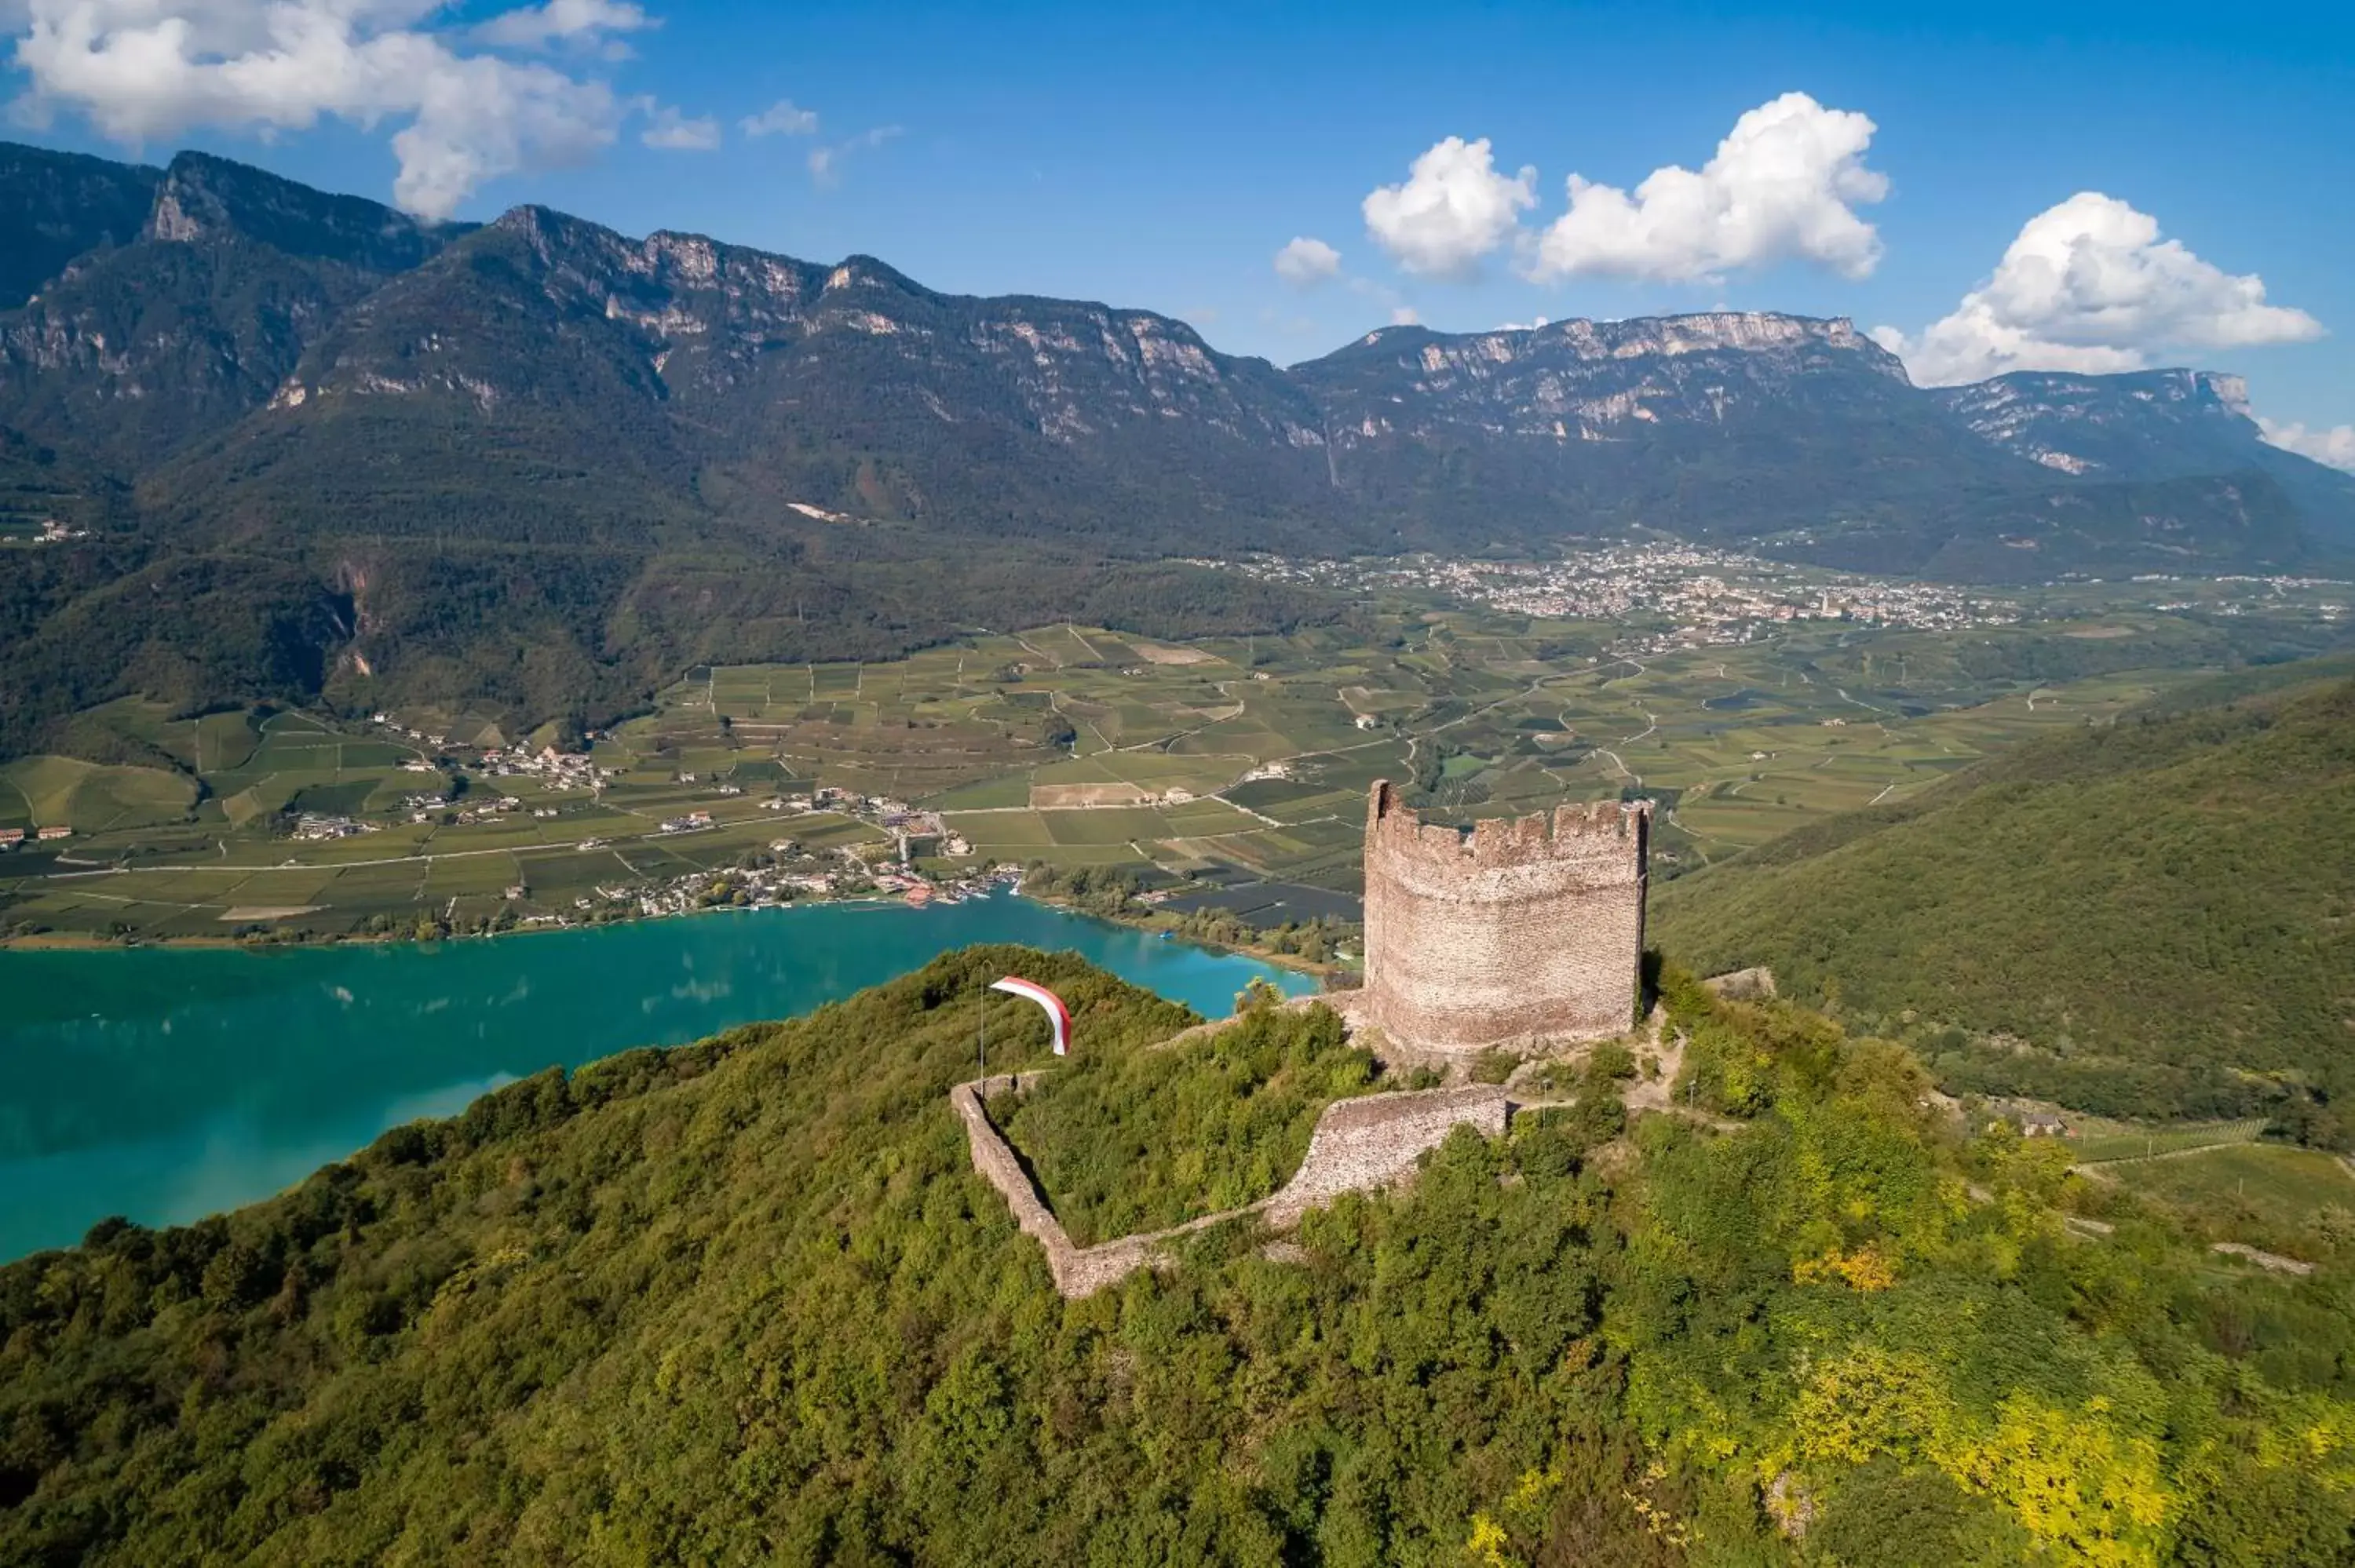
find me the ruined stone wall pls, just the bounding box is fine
[950,1073,1064,1259]
[953,1070,1517,1300]
[1261,1085,1509,1225]
[1362,781,1647,1053]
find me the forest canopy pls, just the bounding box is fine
[4,947,2352,1565]
[1654,674,2355,1134]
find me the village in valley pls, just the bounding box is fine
[0,550,2343,946]
[270,717,1006,930]
[1215,543,2351,653]
[1212,542,2028,644]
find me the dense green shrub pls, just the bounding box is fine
[1657,676,2355,1129]
[994,1001,1375,1245]
[3,950,2351,1565]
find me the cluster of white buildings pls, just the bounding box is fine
[290,813,373,841]
[1213,546,2023,644]
[2140,573,2350,623]
[475,743,608,790]
[370,714,448,748]
[792,786,961,858]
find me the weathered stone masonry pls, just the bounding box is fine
[1362,781,1648,1054]
[953,1066,1513,1299]
[954,786,1648,1295]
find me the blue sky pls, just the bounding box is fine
[6,0,2350,460]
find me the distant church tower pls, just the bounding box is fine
[1360,782,1648,1052]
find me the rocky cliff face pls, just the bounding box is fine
[0,139,2346,567]
[5,137,2350,567]
[1298,312,1908,447]
[1934,370,2355,550]
[283,204,1326,447]
[242,200,1335,545]
[0,151,462,465]
[1283,311,2036,559]
[139,151,462,272]
[1936,370,2258,476]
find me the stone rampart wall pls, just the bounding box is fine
[952,1068,1516,1299]
[1362,781,1647,1052]
[1262,1085,1509,1224]
[948,1073,1073,1273]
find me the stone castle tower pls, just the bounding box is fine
[1361,782,1648,1053]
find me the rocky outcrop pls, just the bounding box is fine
[1933,369,2262,477]
[1702,967,1777,1001]
[1292,312,1913,448]
[1259,1085,1510,1225]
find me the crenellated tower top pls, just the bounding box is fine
[1360,782,1648,1052]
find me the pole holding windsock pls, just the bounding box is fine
[988,975,1073,1056]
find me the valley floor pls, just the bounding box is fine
[1,577,2274,946]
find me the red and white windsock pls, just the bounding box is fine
[988,975,1073,1056]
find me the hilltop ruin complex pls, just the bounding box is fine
[957,782,1652,1297]
[1361,781,1649,1053]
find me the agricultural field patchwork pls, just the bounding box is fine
[2095,1142,2355,1261]
[0,592,2245,940]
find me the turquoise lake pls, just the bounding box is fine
[0,895,1310,1260]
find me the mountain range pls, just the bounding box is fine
[4,141,2352,750]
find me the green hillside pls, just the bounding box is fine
[1654,674,2355,1125]
[6,949,2354,1565]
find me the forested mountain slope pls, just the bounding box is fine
[5,948,2351,1565]
[0,424,116,537]
[0,151,467,470]
[1934,370,2355,551]
[0,141,159,309]
[1653,673,2355,1122]
[5,139,2354,755]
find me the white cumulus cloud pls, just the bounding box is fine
[1361,135,1535,279]
[5,0,654,218]
[1879,192,2325,385]
[473,0,651,51]
[1525,92,1888,284]
[639,101,715,151]
[2260,419,2355,473]
[739,96,816,137]
[1272,235,1341,286]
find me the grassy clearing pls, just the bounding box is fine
[2102,1143,2355,1248]
[992,1001,1375,1246]
[2074,1118,2267,1164]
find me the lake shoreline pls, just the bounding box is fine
[0,884,1002,954]
[2,876,1343,987]
[0,894,1314,1260]
[1013,889,1347,983]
